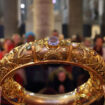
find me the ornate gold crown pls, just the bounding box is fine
[0,38,105,105]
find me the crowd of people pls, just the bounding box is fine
[0,30,105,60]
[0,30,105,105]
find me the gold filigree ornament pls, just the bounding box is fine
[0,39,105,105]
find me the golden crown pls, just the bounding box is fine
[0,38,105,105]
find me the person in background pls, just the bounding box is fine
[0,40,4,52]
[92,35,105,105]
[93,35,105,60]
[12,34,22,46]
[71,34,83,43]
[15,32,36,87]
[0,37,24,87]
[76,71,89,87]
[24,32,47,92]
[48,67,74,94]
[52,30,59,38]
[0,39,15,59]
[83,37,92,48]
[0,39,15,105]
[59,34,64,40]
[4,39,15,53]
[52,30,64,40]
[71,35,77,42]
[72,66,89,88]
[25,32,35,42]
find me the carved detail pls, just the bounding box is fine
[0,39,105,105]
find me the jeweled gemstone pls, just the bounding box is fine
[72,43,78,47]
[26,45,31,50]
[48,36,59,46]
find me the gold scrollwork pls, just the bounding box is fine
[0,39,105,105]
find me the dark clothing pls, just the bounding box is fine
[94,46,103,56]
[72,66,90,88]
[49,76,74,93]
[25,65,47,92]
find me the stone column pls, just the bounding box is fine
[69,0,83,37]
[33,0,54,39]
[26,4,34,33]
[98,0,104,24]
[2,0,18,38]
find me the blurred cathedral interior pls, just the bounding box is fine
[0,0,105,105]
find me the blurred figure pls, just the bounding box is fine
[24,65,46,93]
[71,34,83,43]
[25,32,35,42]
[57,71,66,93]
[0,39,15,105]
[0,39,24,87]
[72,66,89,88]
[52,30,59,37]
[0,39,15,59]
[52,30,64,40]
[48,67,74,94]
[12,34,25,88]
[75,34,83,43]
[24,33,47,93]
[93,35,103,56]
[0,42,4,52]
[0,39,4,52]
[49,30,64,46]
[92,35,105,105]
[93,36,105,60]
[4,39,15,52]
[76,71,89,86]
[17,32,35,87]
[12,34,22,46]
[71,34,77,42]
[48,30,60,46]
[59,34,64,40]
[83,37,92,48]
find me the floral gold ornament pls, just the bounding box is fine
[0,39,105,105]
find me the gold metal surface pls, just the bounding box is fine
[0,39,105,105]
